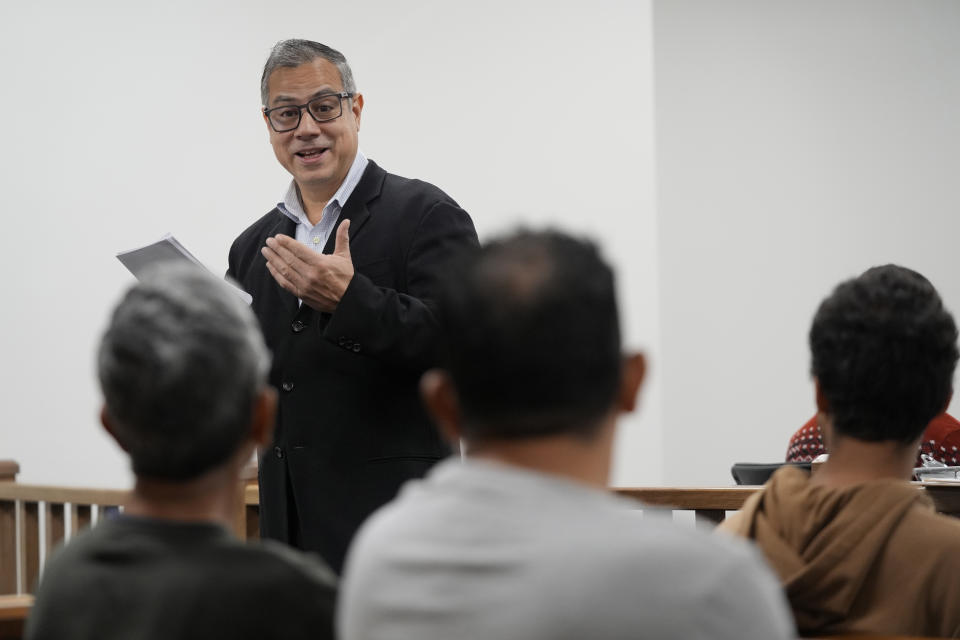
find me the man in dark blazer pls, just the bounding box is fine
[228,39,478,573]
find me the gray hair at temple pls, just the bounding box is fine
[97,264,270,481]
[260,39,357,105]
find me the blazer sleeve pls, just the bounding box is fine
[322,199,478,372]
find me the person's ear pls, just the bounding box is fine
[100,405,129,453]
[618,353,646,414]
[420,369,462,445]
[249,387,278,448]
[351,93,364,129]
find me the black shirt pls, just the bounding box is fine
[26,515,336,640]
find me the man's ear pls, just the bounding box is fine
[100,405,129,453]
[420,369,462,445]
[618,353,646,414]
[351,93,364,129]
[249,387,278,448]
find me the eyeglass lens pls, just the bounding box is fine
[269,95,343,131]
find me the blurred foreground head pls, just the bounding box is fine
[98,265,272,480]
[425,229,644,444]
[811,264,958,445]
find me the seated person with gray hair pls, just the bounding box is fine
[338,230,794,640]
[27,265,336,640]
[720,265,960,637]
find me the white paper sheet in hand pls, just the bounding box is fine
[116,233,253,304]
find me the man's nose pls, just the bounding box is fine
[295,109,321,137]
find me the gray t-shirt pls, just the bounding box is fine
[339,457,794,640]
[27,515,337,640]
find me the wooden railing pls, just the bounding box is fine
[616,487,754,528]
[0,482,127,596]
[0,462,260,597]
[5,459,960,599]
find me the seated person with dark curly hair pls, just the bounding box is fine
[720,265,960,638]
[27,265,336,640]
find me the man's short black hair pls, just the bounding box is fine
[810,264,958,444]
[436,229,622,439]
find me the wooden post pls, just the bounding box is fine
[0,594,34,640]
[70,504,92,535]
[44,503,66,555]
[233,460,259,541]
[0,501,15,595]
[243,482,260,540]
[16,502,39,594]
[0,462,18,483]
[0,460,21,597]
[694,509,727,530]
[245,504,260,541]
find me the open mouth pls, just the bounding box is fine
[296,148,329,159]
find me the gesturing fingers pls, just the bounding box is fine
[262,240,307,295]
[270,234,315,262]
[261,234,349,312]
[264,236,309,274]
[264,258,300,297]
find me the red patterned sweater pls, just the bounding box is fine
[786,412,960,467]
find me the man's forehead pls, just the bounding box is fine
[267,59,343,103]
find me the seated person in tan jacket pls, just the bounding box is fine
[720,264,960,638]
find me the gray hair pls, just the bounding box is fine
[97,264,270,480]
[260,39,357,105]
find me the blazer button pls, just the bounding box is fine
[281,381,295,392]
[274,446,284,459]
[352,343,361,353]
[291,320,306,333]
[337,336,347,346]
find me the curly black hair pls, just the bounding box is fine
[810,265,958,444]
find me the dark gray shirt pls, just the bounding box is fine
[27,515,336,640]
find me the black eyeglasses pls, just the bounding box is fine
[263,92,354,133]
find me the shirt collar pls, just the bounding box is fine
[277,150,369,226]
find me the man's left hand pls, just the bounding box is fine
[262,219,354,312]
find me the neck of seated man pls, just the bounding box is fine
[465,417,617,490]
[812,428,921,488]
[123,453,246,531]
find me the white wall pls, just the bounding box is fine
[654,0,960,485]
[0,1,661,488]
[13,1,955,493]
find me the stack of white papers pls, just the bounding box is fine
[116,234,252,304]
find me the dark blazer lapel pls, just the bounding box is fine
[267,211,300,317]
[323,160,386,255]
